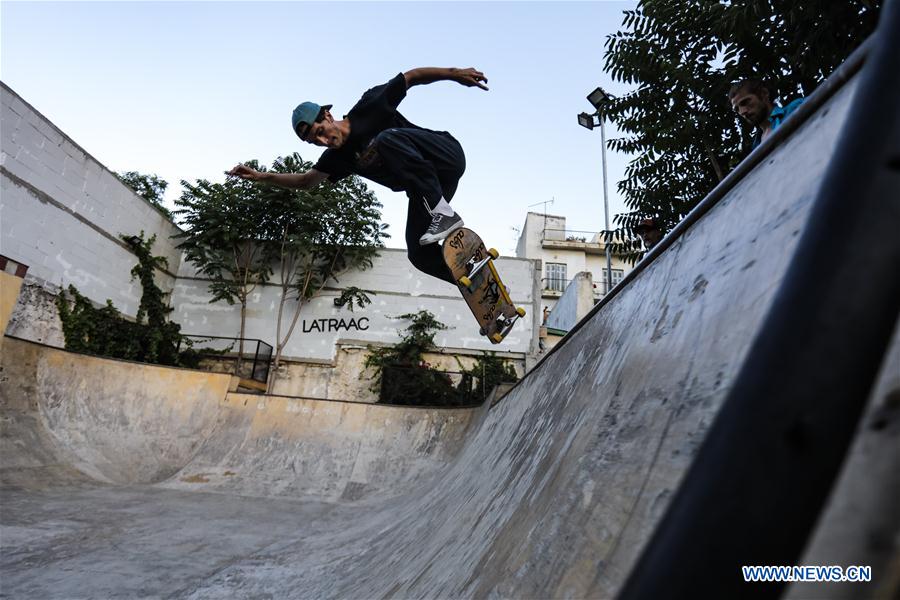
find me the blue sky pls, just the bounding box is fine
[2,1,637,253]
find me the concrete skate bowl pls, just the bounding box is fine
[0,340,478,501]
[3,14,900,600]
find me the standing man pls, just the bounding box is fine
[633,217,664,251]
[729,78,805,149]
[228,67,488,284]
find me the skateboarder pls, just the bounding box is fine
[227,67,489,284]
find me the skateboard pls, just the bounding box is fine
[442,228,526,344]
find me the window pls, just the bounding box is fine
[545,263,567,292]
[610,268,624,287]
[599,268,624,293]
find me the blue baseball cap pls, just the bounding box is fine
[292,101,332,139]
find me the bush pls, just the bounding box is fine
[457,352,519,404]
[365,311,519,406]
[379,364,461,407]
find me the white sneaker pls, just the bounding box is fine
[419,212,464,245]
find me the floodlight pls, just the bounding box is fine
[587,87,610,110]
[577,112,595,130]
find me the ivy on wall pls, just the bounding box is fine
[55,232,200,367]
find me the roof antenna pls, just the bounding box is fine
[527,197,555,217]
[528,197,555,232]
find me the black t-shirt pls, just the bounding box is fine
[314,73,428,189]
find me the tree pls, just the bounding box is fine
[602,0,881,263]
[260,153,388,391]
[116,171,172,218]
[173,162,274,372]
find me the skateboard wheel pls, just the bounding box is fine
[458,276,472,288]
[491,333,503,344]
[516,307,526,317]
[488,248,499,260]
[479,327,486,336]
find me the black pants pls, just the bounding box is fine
[374,128,466,284]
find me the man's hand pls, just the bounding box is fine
[225,166,326,190]
[404,67,489,90]
[451,67,489,90]
[226,164,264,181]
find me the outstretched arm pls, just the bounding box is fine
[403,67,489,90]
[226,164,329,190]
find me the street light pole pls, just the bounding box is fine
[581,86,615,295]
[599,116,613,295]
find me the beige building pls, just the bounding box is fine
[515,211,633,328]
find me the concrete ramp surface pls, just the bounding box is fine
[3,39,900,600]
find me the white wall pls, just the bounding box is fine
[1,82,183,320]
[516,212,565,260]
[172,248,540,361]
[545,271,594,332]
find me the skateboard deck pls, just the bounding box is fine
[442,228,525,344]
